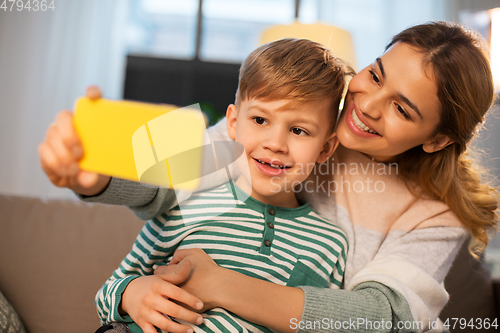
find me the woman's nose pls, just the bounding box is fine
[262,128,288,154]
[358,90,384,120]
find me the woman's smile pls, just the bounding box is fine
[345,103,380,137]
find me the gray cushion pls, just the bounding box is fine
[440,238,497,324]
[0,289,26,333]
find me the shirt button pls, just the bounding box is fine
[267,222,274,229]
[269,208,275,215]
[264,240,272,247]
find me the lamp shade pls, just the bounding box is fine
[260,22,357,71]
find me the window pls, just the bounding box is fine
[126,0,199,59]
[200,0,294,62]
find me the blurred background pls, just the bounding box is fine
[0,0,499,273]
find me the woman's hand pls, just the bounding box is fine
[156,249,304,332]
[155,249,225,312]
[38,86,111,196]
[121,260,204,333]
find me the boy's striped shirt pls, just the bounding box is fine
[95,182,348,333]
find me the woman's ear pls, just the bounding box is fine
[316,132,340,164]
[422,134,454,153]
[226,104,237,140]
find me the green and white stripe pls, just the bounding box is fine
[96,182,348,333]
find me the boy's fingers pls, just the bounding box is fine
[153,297,202,329]
[55,111,83,159]
[138,321,163,333]
[151,313,196,333]
[161,282,203,311]
[86,85,102,100]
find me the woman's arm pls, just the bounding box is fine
[159,249,304,333]
[160,255,412,333]
[77,118,236,220]
[158,226,467,333]
[215,269,305,333]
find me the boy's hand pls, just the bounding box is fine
[122,261,204,333]
[38,86,111,196]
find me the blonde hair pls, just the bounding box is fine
[236,38,350,131]
[388,22,499,256]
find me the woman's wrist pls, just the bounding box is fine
[209,266,236,309]
[210,268,304,332]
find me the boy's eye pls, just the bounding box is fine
[253,117,266,125]
[291,127,307,136]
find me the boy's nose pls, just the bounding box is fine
[262,129,288,154]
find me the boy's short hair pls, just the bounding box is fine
[235,38,349,131]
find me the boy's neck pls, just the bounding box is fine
[234,176,300,208]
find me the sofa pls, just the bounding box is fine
[0,193,498,333]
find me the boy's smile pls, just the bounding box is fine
[226,98,338,208]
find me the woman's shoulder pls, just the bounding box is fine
[395,196,463,230]
[329,145,464,231]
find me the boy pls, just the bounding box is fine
[94,38,348,333]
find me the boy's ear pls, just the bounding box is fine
[422,134,454,153]
[316,132,339,164]
[226,104,237,140]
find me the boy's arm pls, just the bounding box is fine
[77,118,235,220]
[95,218,168,324]
[96,219,203,332]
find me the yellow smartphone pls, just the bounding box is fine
[73,97,207,191]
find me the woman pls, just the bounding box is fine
[39,22,498,332]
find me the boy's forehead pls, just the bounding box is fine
[243,97,332,112]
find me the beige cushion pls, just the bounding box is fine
[0,194,144,333]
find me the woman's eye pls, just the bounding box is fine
[396,104,411,120]
[254,117,266,125]
[291,127,307,136]
[369,70,380,84]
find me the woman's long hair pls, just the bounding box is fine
[389,22,499,256]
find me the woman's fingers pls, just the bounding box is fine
[155,259,192,286]
[38,141,65,184]
[170,249,191,265]
[86,85,102,100]
[55,111,83,160]
[75,170,99,188]
[46,128,76,176]
[42,111,81,177]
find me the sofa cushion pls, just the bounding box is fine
[0,289,26,333]
[440,237,498,327]
[0,194,144,333]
